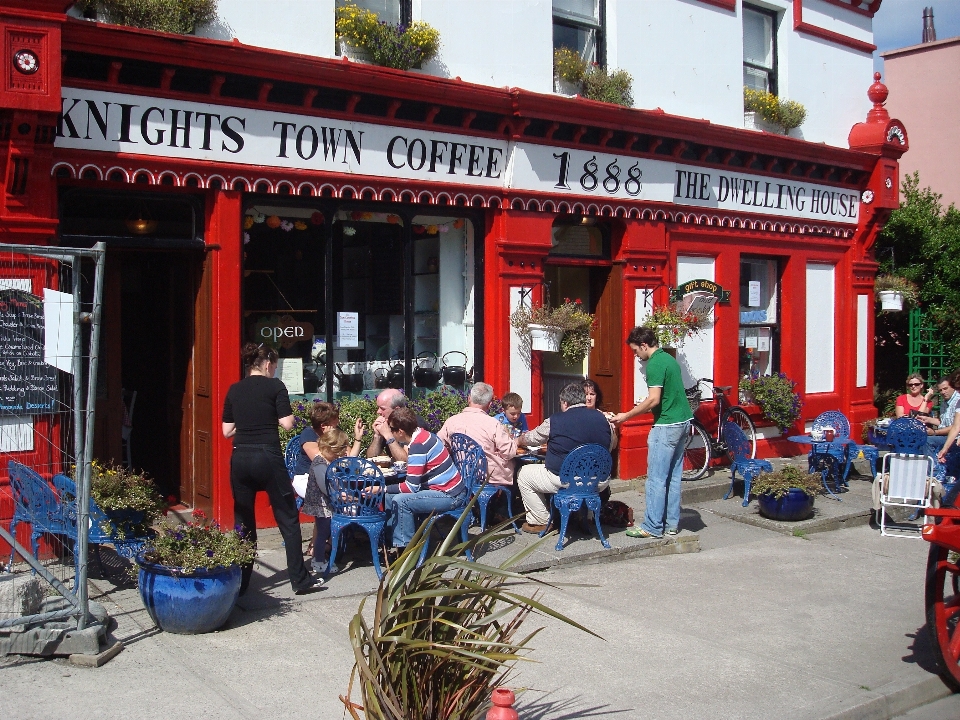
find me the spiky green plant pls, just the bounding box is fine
[342,505,600,720]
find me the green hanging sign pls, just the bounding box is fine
[670,279,730,303]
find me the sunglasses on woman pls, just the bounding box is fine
[907,382,923,387]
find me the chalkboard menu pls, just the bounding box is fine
[0,289,59,414]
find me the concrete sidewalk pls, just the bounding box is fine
[0,459,954,720]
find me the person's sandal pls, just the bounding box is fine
[625,526,662,539]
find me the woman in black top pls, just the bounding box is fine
[221,343,322,595]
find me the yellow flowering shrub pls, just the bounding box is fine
[335,2,379,47]
[406,21,440,58]
[743,87,807,131]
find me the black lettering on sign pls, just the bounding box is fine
[0,289,59,415]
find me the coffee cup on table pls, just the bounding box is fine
[824,428,835,442]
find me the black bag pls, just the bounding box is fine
[600,499,634,528]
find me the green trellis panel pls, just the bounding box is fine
[909,308,952,383]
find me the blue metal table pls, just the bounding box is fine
[787,435,854,501]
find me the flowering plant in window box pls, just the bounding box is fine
[743,87,807,134]
[553,48,586,95]
[581,64,633,107]
[642,304,708,349]
[336,3,440,70]
[738,372,802,431]
[510,298,595,365]
[76,0,217,34]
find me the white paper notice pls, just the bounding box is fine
[738,329,746,347]
[745,334,759,349]
[748,281,761,308]
[43,288,75,374]
[276,358,304,395]
[757,335,770,352]
[338,312,359,348]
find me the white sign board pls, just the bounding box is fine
[337,312,359,348]
[748,281,761,308]
[276,358,304,395]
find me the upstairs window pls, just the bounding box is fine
[336,0,411,26]
[743,4,777,95]
[553,0,604,65]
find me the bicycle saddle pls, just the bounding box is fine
[714,385,733,394]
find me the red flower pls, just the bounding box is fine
[310,211,325,225]
[192,509,207,520]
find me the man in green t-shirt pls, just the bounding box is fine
[611,326,692,538]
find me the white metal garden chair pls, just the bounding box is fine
[877,453,936,538]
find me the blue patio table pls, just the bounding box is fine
[787,435,854,501]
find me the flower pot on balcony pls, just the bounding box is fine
[878,290,904,312]
[339,39,372,63]
[744,111,783,135]
[528,324,563,352]
[554,77,580,96]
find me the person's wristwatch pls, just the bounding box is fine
[385,437,395,445]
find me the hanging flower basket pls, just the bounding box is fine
[877,290,904,312]
[529,324,564,352]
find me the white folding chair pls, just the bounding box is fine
[878,453,935,538]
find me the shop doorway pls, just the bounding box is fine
[94,250,204,507]
[541,263,622,417]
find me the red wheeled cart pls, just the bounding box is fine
[923,508,960,690]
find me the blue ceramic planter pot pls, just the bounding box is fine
[136,552,241,634]
[757,489,815,522]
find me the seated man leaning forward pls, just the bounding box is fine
[437,382,518,487]
[516,382,617,534]
[378,407,467,551]
[365,388,429,463]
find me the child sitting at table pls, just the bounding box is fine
[304,425,362,576]
[496,392,529,437]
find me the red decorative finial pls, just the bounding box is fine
[487,688,519,720]
[865,72,890,124]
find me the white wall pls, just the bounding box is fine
[190,0,873,147]
[856,294,868,388]
[509,286,532,409]
[805,262,836,394]
[633,287,652,403]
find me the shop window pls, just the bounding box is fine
[336,0,411,26]
[743,4,777,95]
[739,257,779,378]
[242,204,475,399]
[553,0,604,65]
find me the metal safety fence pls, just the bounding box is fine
[0,242,105,641]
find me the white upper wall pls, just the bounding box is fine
[179,0,875,148]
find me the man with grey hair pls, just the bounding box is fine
[437,382,518,487]
[516,382,616,533]
[366,388,428,462]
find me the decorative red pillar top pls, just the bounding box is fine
[487,688,519,720]
[848,72,908,157]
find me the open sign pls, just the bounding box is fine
[252,315,314,349]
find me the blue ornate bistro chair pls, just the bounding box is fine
[451,432,519,533]
[886,417,929,454]
[811,410,878,483]
[8,461,76,574]
[284,434,305,511]
[415,433,483,563]
[326,457,388,579]
[539,444,613,552]
[722,422,774,507]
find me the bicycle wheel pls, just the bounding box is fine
[925,540,960,691]
[682,422,711,480]
[723,407,757,459]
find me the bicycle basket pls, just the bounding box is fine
[685,385,702,413]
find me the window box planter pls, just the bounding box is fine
[339,39,372,64]
[554,77,580,97]
[744,111,783,135]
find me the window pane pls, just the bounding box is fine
[336,0,399,25]
[554,22,597,62]
[743,66,770,93]
[554,0,597,22]
[743,7,773,69]
[739,258,779,377]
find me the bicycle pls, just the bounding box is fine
[682,378,758,480]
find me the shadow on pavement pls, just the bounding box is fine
[516,689,632,719]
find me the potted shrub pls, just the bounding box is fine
[875,274,919,312]
[88,461,166,542]
[642,304,708,350]
[136,510,256,634]
[739,372,802,432]
[553,48,586,96]
[581,64,633,107]
[335,3,440,70]
[751,466,822,521]
[510,298,594,364]
[75,0,217,34]
[743,87,807,135]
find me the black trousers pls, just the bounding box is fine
[230,445,310,592]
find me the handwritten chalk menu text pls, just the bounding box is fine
[0,289,59,414]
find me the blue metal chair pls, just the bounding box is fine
[415,433,482,563]
[284,434,305,511]
[450,432,519,533]
[811,411,878,482]
[539,444,612,551]
[8,461,79,580]
[326,457,388,579]
[886,417,929,454]
[722,422,773,507]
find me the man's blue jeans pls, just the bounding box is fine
[642,421,690,536]
[386,489,467,548]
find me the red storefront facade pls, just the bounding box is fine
[0,4,907,528]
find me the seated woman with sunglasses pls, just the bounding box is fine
[896,373,935,420]
[366,407,466,552]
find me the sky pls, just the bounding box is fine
[872,0,960,73]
